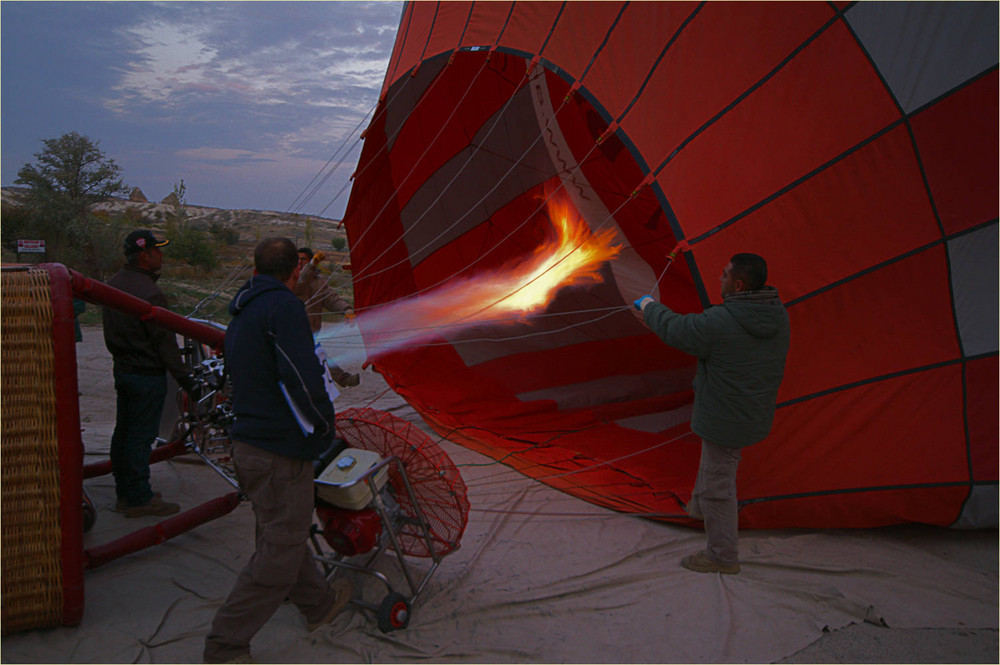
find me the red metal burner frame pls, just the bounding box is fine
[66,265,243,572]
[25,263,239,621]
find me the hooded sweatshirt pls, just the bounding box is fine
[643,287,790,447]
[225,274,335,459]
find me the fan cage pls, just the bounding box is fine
[335,407,469,557]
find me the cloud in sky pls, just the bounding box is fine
[175,147,273,164]
[1,1,402,217]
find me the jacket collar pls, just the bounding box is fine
[124,263,160,282]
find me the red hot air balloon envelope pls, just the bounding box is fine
[340,1,998,529]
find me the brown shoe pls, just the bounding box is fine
[115,492,161,513]
[334,372,360,388]
[680,550,740,574]
[306,578,353,631]
[124,496,180,518]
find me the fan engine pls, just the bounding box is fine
[314,502,382,556]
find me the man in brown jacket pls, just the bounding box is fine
[103,229,199,517]
[294,247,359,387]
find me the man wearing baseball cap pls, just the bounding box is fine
[102,229,200,517]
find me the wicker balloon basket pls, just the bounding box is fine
[1,264,85,632]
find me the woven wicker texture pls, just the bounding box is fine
[1,268,64,633]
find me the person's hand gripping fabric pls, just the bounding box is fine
[633,295,655,312]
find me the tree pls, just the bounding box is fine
[168,223,217,272]
[303,216,315,247]
[12,132,130,278]
[163,180,217,272]
[15,131,128,220]
[209,221,240,246]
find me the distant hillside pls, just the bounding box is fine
[2,186,347,251]
[1,186,354,322]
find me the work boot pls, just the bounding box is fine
[329,366,360,387]
[338,372,360,387]
[680,550,740,574]
[124,496,180,518]
[306,578,353,631]
[115,491,161,513]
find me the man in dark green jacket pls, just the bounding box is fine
[635,253,790,574]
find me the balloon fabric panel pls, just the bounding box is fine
[749,365,968,497]
[966,356,999,483]
[424,2,474,57]
[909,70,1000,235]
[740,486,971,529]
[384,3,429,88]
[388,56,522,212]
[690,123,940,305]
[571,3,694,122]
[463,1,514,48]
[624,2,836,171]
[542,2,631,78]
[500,1,562,56]
[659,23,903,241]
[780,246,960,403]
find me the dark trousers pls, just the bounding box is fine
[110,371,167,506]
[204,441,336,661]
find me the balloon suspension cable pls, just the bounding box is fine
[654,239,690,288]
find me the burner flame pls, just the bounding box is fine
[320,196,621,362]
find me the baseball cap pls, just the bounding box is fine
[124,229,169,255]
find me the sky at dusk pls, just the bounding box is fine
[1,1,404,219]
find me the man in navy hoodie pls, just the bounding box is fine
[204,237,351,664]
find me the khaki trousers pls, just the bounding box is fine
[204,441,336,662]
[686,439,743,566]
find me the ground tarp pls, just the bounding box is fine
[1,325,996,663]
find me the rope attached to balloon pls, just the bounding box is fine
[655,238,690,287]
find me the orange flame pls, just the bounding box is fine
[329,196,622,362]
[490,198,621,316]
[427,197,621,325]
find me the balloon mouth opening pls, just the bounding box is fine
[353,49,697,426]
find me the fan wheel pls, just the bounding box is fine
[82,488,97,532]
[377,592,410,633]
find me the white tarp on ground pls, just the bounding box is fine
[2,326,996,663]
